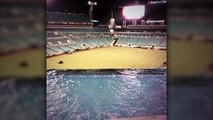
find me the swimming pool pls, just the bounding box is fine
[47,69,167,120]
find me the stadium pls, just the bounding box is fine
[168,6,213,77]
[0,4,45,77]
[0,1,45,120]
[46,0,167,69]
[46,1,167,120]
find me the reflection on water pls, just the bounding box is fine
[47,70,167,120]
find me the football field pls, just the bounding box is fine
[47,47,166,69]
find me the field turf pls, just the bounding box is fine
[2,41,211,77]
[0,49,45,78]
[168,40,213,76]
[47,47,166,69]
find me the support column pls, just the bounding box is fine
[123,20,126,27]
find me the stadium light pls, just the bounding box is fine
[122,5,145,20]
[88,1,97,5]
[88,1,97,20]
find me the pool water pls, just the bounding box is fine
[47,70,167,120]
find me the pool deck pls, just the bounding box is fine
[109,115,166,120]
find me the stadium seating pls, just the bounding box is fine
[0,6,44,55]
[159,39,167,47]
[47,12,90,23]
[45,11,167,57]
[116,35,166,47]
[169,17,213,40]
[46,29,167,57]
[47,48,57,55]
[0,7,26,19]
[46,29,114,56]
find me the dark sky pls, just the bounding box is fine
[47,0,166,24]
